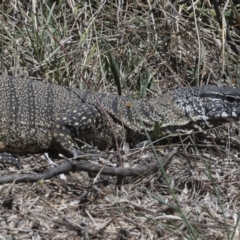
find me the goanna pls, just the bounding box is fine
[0,76,240,168]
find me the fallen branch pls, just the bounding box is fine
[0,149,177,184]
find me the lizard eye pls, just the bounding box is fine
[225,95,236,103]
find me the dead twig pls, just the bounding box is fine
[0,149,177,184]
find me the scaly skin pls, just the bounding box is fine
[0,76,240,168]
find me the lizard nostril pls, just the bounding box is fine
[226,95,236,103]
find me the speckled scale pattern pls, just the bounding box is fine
[0,77,83,152]
[1,76,240,168]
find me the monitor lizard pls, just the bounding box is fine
[0,76,240,168]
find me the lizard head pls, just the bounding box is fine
[174,85,240,128]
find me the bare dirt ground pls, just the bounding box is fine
[1,1,240,239]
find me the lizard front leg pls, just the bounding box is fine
[52,103,105,159]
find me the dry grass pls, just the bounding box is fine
[1,0,240,239]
